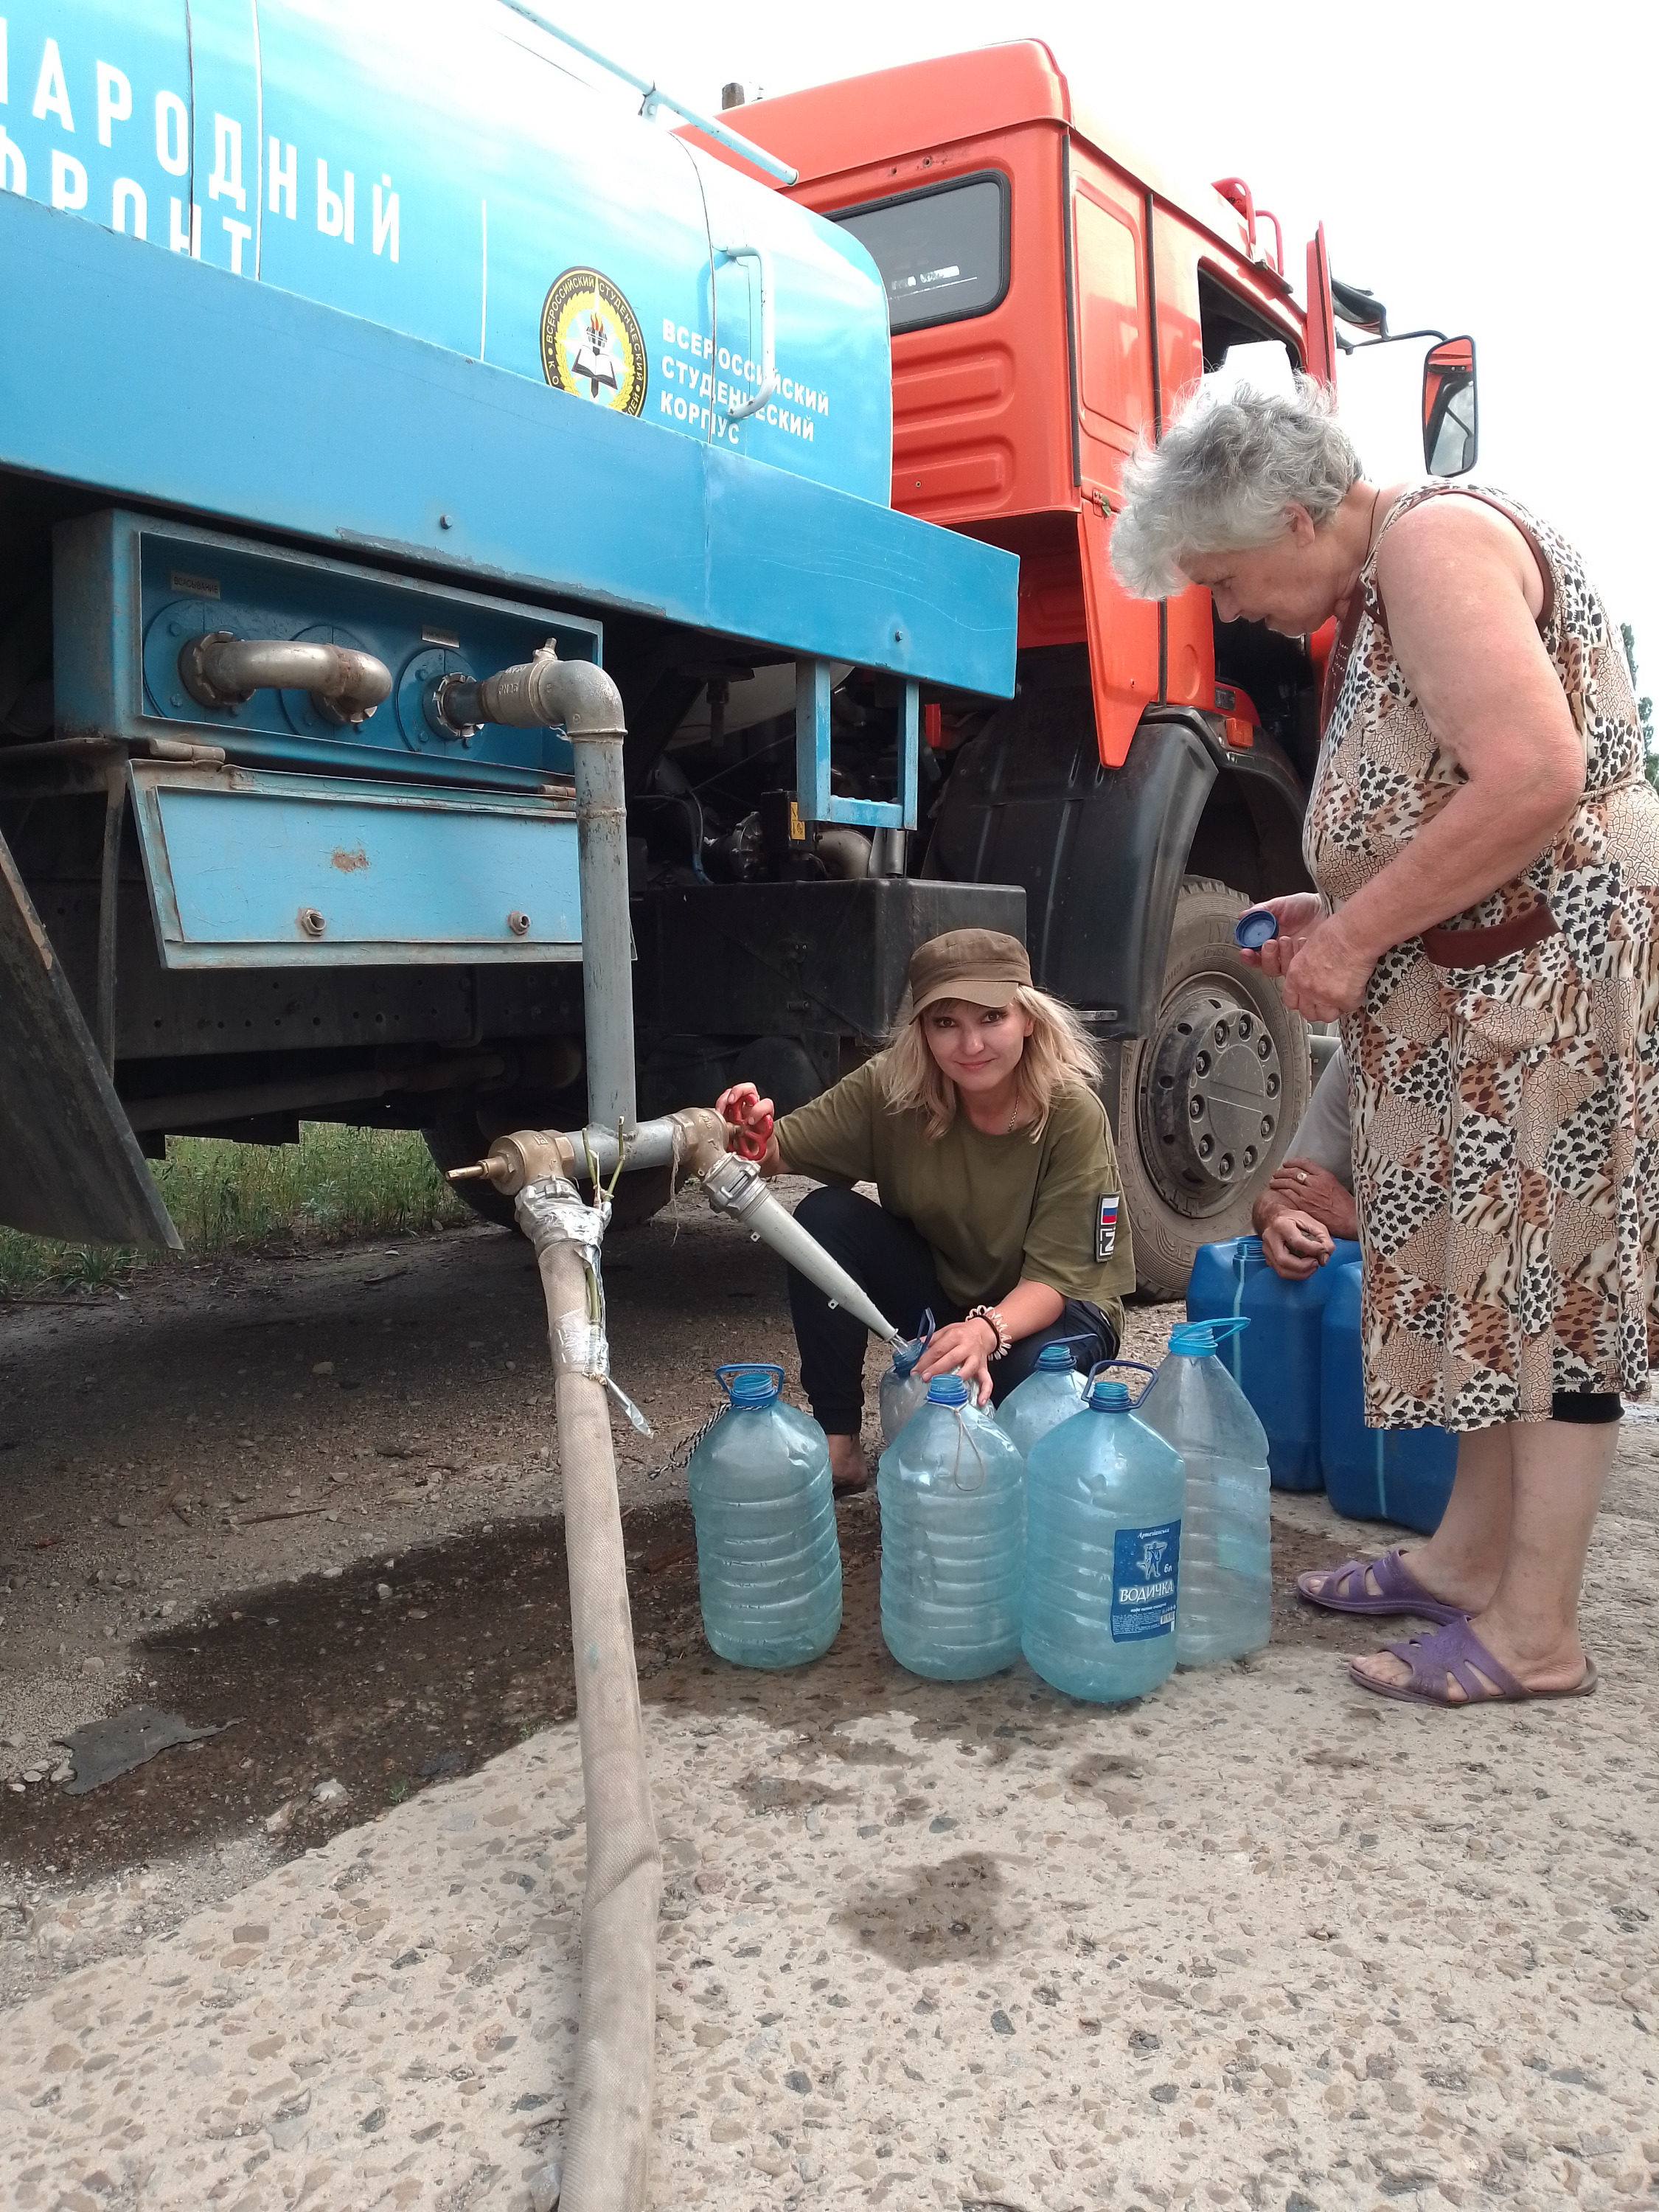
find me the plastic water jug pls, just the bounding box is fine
[1138,1320,1272,1665]
[995,1342,1087,1459]
[1321,1264,1457,1533]
[879,1310,936,1445]
[1022,1366,1186,1704]
[877,1373,1025,1680]
[686,1364,842,1669]
[1187,1234,1361,1490]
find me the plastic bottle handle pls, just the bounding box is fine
[1086,1357,1158,1405]
[715,1361,785,1402]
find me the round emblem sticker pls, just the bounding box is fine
[540,268,647,416]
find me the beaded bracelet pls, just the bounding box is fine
[967,1304,1012,1360]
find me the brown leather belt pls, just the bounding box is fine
[1420,905,1558,967]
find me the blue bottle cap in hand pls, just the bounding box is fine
[1234,908,1279,950]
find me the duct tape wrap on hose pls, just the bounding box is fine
[516,1179,653,1436]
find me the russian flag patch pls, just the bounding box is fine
[1096,1193,1119,1262]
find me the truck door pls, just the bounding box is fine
[1069,161,1158,767]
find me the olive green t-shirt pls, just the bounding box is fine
[774,1056,1134,1332]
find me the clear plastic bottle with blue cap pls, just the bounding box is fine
[994,1340,1088,1459]
[1321,1263,1457,1533]
[1186,1234,1361,1489]
[879,1309,936,1445]
[686,1363,841,1669]
[877,1371,1025,1680]
[1137,1319,1272,1664]
[1021,1362,1186,1703]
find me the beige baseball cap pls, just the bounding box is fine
[908,928,1032,1014]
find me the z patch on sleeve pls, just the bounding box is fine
[1096,1193,1120,1262]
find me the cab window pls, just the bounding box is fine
[832,173,1010,333]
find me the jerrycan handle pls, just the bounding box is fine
[1085,1357,1158,1406]
[716,1363,785,1405]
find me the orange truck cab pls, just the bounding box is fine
[701,42,1476,1290]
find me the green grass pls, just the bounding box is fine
[0,1123,472,1299]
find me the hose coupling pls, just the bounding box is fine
[434,640,568,737]
[445,1127,577,1197]
[700,1151,767,1220]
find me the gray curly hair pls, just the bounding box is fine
[1109,378,1362,599]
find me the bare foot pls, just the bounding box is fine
[827,1435,870,1497]
[1350,1607,1593,1701]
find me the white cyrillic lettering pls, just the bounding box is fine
[156,91,187,175]
[765,402,777,425]
[112,177,146,236]
[675,324,689,349]
[32,36,72,128]
[717,345,730,369]
[222,214,251,271]
[96,61,131,147]
[818,392,829,416]
[50,148,86,209]
[700,373,712,399]
[661,316,675,341]
[209,114,245,210]
[372,175,397,260]
[660,393,673,417]
[342,168,354,243]
[169,196,201,256]
[803,418,813,442]
[0,129,24,195]
[268,139,296,218]
[316,158,343,237]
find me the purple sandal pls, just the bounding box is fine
[1296,1547,1470,1625]
[1348,1616,1599,1707]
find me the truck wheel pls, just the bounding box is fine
[1114,877,1310,1300]
[424,1114,675,1234]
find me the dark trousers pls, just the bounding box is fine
[787,1184,1119,1436]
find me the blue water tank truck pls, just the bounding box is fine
[0,0,1021,1246]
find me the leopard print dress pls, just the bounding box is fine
[1304,483,1659,1430]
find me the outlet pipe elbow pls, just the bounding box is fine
[178,633,392,725]
[435,643,625,737]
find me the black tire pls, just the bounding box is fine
[1115,878,1310,1299]
[424,1112,676,1236]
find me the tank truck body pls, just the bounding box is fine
[0,0,1022,1249]
[709,44,1480,1292]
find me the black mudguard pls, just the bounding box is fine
[926,696,1216,1037]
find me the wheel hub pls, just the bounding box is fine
[1140,980,1283,1215]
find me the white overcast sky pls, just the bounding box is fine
[564,0,1656,708]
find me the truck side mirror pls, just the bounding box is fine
[1422,336,1477,477]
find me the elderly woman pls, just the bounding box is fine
[1111,382,1659,1708]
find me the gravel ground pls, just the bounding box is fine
[3,1183,1659,2209]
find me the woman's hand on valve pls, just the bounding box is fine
[916,1316,998,1407]
[714,1081,776,1164]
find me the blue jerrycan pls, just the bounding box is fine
[879,1308,936,1445]
[1138,1320,1272,1666]
[877,1373,1025,1680]
[994,1341,1087,1459]
[686,1363,842,1669]
[1187,1234,1361,1491]
[1321,1264,1457,1533]
[1022,1363,1186,1704]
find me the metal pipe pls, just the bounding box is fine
[434,642,574,735]
[491,0,798,184]
[178,634,392,723]
[700,1152,903,1342]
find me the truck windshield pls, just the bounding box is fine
[832,175,1008,333]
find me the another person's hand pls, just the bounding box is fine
[1260,1206,1335,1280]
[916,1316,998,1407]
[1265,1158,1360,1242]
[714,1081,776,1161]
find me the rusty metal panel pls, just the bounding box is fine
[0,822,180,1249]
[127,762,584,968]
